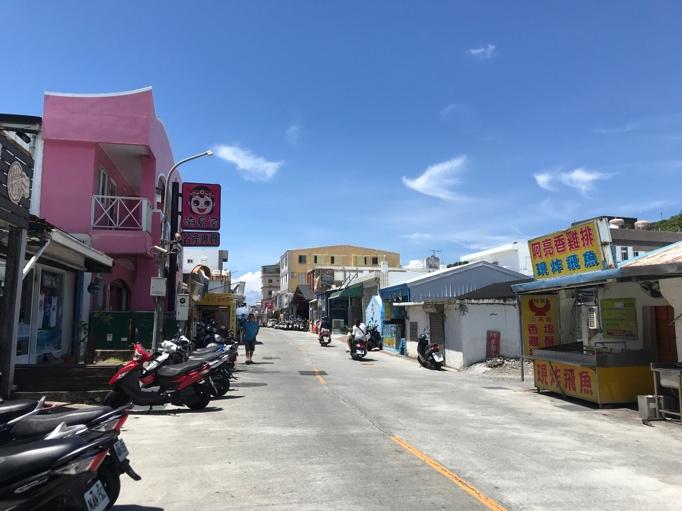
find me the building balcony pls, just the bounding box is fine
[91,195,152,232]
[90,195,156,255]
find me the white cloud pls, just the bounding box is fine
[285,123,300,145]
[404,259,426,270]
[466,44,496,59]
[214,145,283,182]
[533,168,609,196]
[402,232,433,242]
[559,168,607,195]
[534,172,555,191]
[234,270,262,305]
[593,122,637,134]
[402,155,468,201]
[440,103,473,119]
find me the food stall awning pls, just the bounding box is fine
[329,283,363,300]
[511,268,622,294]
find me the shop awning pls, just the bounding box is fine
[27,217,113,273]
[511,268,622,294]
[329,283,363,300]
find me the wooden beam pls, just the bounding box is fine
[0,226,26,397]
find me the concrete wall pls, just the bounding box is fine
[404,301,520,369]
[458,301,520,366]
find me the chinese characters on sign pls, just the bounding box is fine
[181,182,221,230]
[601,298,638,339]
[521,294,559,356]
[528,220,605,280]
[181,231,220,247]
[180,182,221,247]
[533,360,597,401]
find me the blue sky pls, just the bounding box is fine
[4,1,682,293]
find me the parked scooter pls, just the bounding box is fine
[104,343,213,410]
[367,324,383,351]
[0,428,134,511]
[0,400,139,509]
[417,331,444,370]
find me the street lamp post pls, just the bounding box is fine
[151,150,213,351]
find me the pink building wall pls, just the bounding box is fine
[40,87,180,312]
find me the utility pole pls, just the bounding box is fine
[151,150,213,351]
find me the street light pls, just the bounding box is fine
[152,149,214,351]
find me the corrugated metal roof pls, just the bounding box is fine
[621,240,682,267]
[511,268,622,293]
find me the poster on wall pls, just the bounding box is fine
[601,298,637,339]
[528,220,607,280]
[181,182,221,230]
[521,294,559,356]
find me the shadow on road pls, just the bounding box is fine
[114,506,164,510]
[212,394,245,400]
[130,406,223,416]
[232,382,268,388]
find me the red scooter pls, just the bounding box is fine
[104,343,213,410]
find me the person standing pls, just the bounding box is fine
[242,313,260,364]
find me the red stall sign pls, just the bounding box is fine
[486,331,501,358]
[181,182,221,230]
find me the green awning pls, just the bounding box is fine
[329,283,363,300]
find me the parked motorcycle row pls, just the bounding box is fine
[104,323,239,409]
[0,397,139,510]
[312,320,444,369]
[266,316,307,331]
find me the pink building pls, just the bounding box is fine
[38,87,179,313]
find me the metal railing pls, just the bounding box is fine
[91,195,152,232]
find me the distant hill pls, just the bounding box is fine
[650,213,682,232]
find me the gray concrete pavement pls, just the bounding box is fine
[115,328,682,510]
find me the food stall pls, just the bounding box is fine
[512,219,682,406]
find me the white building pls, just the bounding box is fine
[182,248,228,274]
[460,242,532,276]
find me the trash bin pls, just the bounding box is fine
[399,337,406,355]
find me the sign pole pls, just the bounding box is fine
[167,181,180,310]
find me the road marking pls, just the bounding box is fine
[390,435,507,511]
[314,368,326,385]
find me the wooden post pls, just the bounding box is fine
[0,226,27,398]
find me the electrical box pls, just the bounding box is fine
[150,277,167,297]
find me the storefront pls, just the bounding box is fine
[513,219,681,405]
[192,291,237,333]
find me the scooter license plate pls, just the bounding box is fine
[84,479,110,511]
[112,439,129,461]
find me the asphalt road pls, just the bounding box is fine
[115,328,682,510]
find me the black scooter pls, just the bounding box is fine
[367,325,383,351]
[417,332,445,370]
[0,430,127,511]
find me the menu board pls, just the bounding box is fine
[601,298,637,340]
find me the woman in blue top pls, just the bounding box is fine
[242,313,260,364]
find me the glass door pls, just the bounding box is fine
[15,269,35,364]
[36,268,65,357]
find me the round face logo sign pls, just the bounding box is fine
[189,186,214,216]
[7,161,31,205]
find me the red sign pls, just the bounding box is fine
[486,331,501,358]
[181,182,220,230]
[182,231,220,247]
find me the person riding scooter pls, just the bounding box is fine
[319,317,332,346]
[347,319,367,353]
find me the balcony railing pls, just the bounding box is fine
[91,195,152,232]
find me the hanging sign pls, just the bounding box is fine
[521,294,559,356]
[181,182,221,230]
[181,231,220,247]
[528,220,606,280]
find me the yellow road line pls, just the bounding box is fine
[314,368,326,385]
[390,435,507,511]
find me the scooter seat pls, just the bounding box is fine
[0,399,37,422]
[157,359,205,378]
[11,406,113,438]
[189,351,223,362]
[0,437,85,484]
[192,346,218,356]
